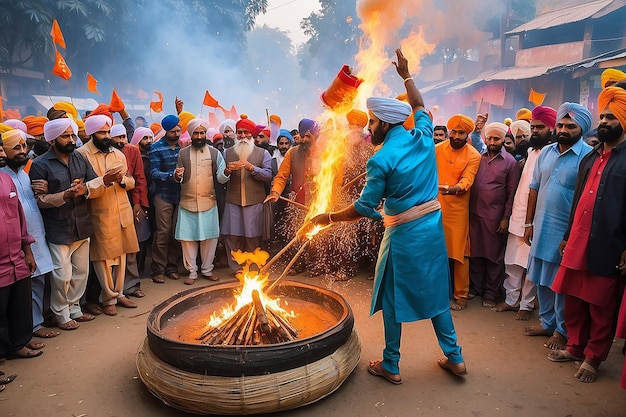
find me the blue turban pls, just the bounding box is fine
[278,128,294,143]
[298,118,320,136]
[161,114,180,132]
[556,102,592,136]
[366,97,412,124]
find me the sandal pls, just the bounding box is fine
[8,347,43,359]
[26,341,45,350]
[547,349,583,362]
[367,360,402,385]
[57,320,80,331]
[74,313,96,322]
[0,374,16,384]
[450,298,468,311]
[125,286,145,298]
[438,358,468,376]
[32,328,60,338]
[184,277,195,285]
[575,361,598,383]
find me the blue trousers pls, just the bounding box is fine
[380,269,463,375]
[537,284,566,336]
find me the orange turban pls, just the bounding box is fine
[269,114,281,126]
[88,103,114,121]
[515,107,532,121]
[22,116,48,136]
[598,86,626,129]
[601,68,626,89]
[346,109,368,128]
[53,101,78,120]
[178,111,195,133]
[150,122,162,135]
[446,114,475,133]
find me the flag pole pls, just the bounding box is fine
[67,80,74,105]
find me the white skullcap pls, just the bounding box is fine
[218,119,235,135]
[110,124,126,138]
[187,118,211,136]
[84,115,113,136]
[509,120,530,138]
[130,127,153,146]
[4,119,27,133]
[43,118,78,142]
[484,122,509,139]
[366,97,412,124]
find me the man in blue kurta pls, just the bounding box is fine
[311,49,466,384]
[522,102,593,350]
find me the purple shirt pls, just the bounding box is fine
[0,171,34,288]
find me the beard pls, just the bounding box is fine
[33,140,51,156]
[0,156,6,167]
[528,132,550,150]
[139,142,152,153]
[54,142,76,154]
[112,141,125,151]
[514,141,530,157]
[92,136,112,153]
[6,154,27,170]
[598,123,623,144]
[234,138,253,160]
[192,138,206,148]
[557,132,581,147]
[370,123,387,146]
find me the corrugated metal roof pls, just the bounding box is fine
[447,65,557,92]
[549,48,626,72]
[420,79,457,93]
[505,0,615,35]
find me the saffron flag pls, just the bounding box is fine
[529,88,546,106]
[109,88,125,112]
[87,73,100,95]
[52,50,72,80]
[150,90,163,113]
[203,90,225,110]
[208,112,220,128]
[51,19,66,49]
[225,104,238,120]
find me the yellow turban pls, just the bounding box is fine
[75,119,85,131]
[0,123,13,134]
[598,86,626,129]
[1,129,25,150]
[53,101,78,120]
[601,68,626,88]
[346,109,368,128]
[178,111,195,133]
[446,114,475,133]
[515,108,532,121]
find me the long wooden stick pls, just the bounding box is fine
[279,195,309,211]
[265,240,311,294]
[341,172,366,191]
[259,234,302,275]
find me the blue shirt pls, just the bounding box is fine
[149,137,181,204]
[529,138,592,263]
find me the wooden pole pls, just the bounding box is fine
[265,240,311,294]
[279,195,308,211]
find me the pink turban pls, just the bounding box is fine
[531,106,557,130]
[4,119,27,133]
[219,119,235,135]
[187,118,211,136]
[44,118,78,142]
[130,127,154,146]
[84,114,112,136]
[110,124,127,138]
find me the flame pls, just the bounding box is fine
[208,249,294,329]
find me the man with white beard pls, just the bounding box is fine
[221,115,272,272]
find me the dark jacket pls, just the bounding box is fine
[564,141,626,277]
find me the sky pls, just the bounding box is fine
[255,0,321,47]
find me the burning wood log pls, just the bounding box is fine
[252,290,271,334]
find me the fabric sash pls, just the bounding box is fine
[383,199,441,228]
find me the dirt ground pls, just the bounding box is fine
[2,267,625,417]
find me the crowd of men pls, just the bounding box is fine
[1,65,626,392]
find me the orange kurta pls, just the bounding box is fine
[435,141,481,262]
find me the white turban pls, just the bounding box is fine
[187,118,210,136]
[484,122,509,139]
[43,118,78,142]
[110,124,126,138]
[366,97,412,124]
[4,119,27,133]
[206,127,218,142]
[218,119,235,135]
[130,127,153,146]
[509,120,530,138]
[84,115,113,136]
